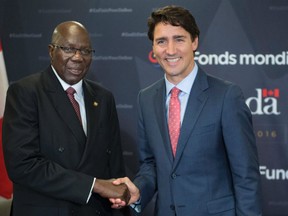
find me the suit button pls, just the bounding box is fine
[171,173,177,179]
[71,209,76,216]
[58,147,65,152]
[170,204,175,210]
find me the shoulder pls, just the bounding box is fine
[11,72,41,87]
[139,78,165,95]
[195,69,244,102]
[8,71,44,95]
[204,72,242,94]
[206,73,233,88]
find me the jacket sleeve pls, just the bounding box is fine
[133,90,157,209]
[221,84,262,215]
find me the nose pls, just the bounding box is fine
[166,41,176,55]
[71,50,84,60]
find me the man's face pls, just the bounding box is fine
[152,22,198,84]
[49,27,92,85]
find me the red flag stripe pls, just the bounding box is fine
[0,40,13,199]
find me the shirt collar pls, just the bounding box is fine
[165,63,198,96]
[51,65,83,96]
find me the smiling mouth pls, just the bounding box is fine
[166,57,181,63]
[68,68,82,74]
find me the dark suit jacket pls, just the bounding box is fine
[2,66,127,216]
[134,68,262,216]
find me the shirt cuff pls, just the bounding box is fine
[86,177,96,203]
[130,197,141,213]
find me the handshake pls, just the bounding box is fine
[93,177,140,209]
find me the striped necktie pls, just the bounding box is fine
[168,87,181,157]
[66,87,82,124]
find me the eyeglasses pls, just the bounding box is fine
[50,44,95,56]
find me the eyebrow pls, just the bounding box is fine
[173,35,186,39]
[155,35,186,41]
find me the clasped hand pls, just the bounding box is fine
[93,179,131,205]
[109,177,140,209]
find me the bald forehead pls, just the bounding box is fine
[51,21,90,44]
[56,21,86,32]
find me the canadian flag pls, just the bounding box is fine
[0,40,13,199]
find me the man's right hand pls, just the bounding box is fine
[109,177,140,208]
[93,179,131,204]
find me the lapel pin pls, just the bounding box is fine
[93,101,98,107]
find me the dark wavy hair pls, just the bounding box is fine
[147,5,200,42]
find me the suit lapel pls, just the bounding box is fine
[153,80,174,163]
[174,69,209,165]
[82,81,101,140]
[77,80,102,167]
[43,67,86,147]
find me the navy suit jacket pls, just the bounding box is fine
[2,67,127,216]
[134,68,262,216]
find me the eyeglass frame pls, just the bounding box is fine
[50,44,95,56]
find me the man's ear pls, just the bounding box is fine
[192,36,198,52]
